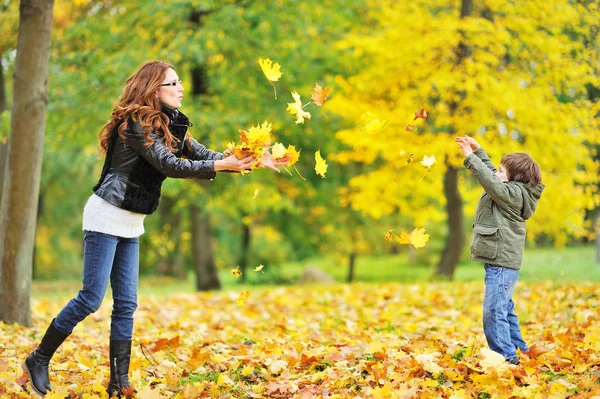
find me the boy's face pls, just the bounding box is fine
[495,163,509,182]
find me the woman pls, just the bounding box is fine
[20,61,287,397]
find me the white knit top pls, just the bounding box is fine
[82,194,146,238]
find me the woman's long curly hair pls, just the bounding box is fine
[98,61,180,154]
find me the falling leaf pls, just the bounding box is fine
[287,91,312,124]
[271,142,286,159]
[421,155,436,168]
[258,58,282,99]
[231,266,242,278]
[236,290,250,305]
[405,124,414,132]
[400,150,406,155]
[254,265,265,273]
[409,227,429,249]
[315,150,328,178]
[393,228,429,249]
[384,230,394,241]
[311,83,331,106]
[361,111,387,135]
[413,108,428,120]
[258,58,282,81]
[253,189,260,199]
[394,231,412,245]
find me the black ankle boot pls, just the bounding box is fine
[22,319,70,396]
[107,340,135,398]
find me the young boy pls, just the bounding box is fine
[456,135,545,365]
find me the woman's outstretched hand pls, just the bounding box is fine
[214,155,255,172]
[258,150,290,173]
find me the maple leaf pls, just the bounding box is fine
[405,124,414,132]
[287,91,312,124]
[236,290,250,305]
[524,342,556,358]
[271,142,286,159]
[413,108,428,120]
[480,347,510,373]
[258,58,282,99]
[421,155,436,168]
[283,145,301,165]
[361,111,387,135]
[311,83,331,106]
[231,266,242,278]
[315,150,328,178]
[394,228,429,248]
[258,58,282,81]
[409,227,429,249]
[394,231,411,245]
[246,121,272,148]
[384,230,394,241]
[254,265,265,273]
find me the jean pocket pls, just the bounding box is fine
[472,225,499,259]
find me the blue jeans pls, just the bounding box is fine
[54,231,139,340]
[483,264,528,360]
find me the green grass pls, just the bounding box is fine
[32,245,598,298]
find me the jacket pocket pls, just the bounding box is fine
[472,225,499,259]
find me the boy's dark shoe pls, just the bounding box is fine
[506,356,520,365]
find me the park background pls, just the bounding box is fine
[1,0,599,398]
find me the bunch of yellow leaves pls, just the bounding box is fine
[227,121,273,169]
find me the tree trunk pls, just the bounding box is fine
[157,196,186,279]
[434,165,465,279]
[0,0,55,326]
[0,59,8,210]
[596,212,600,263]
[433,0,472,280]
[347,251,356,283]
[190,203,221,291]
[238,221,251,283]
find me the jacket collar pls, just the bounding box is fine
[161,104,191,127]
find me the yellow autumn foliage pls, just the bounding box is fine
[2,282,600,397]
[328,0,600,245]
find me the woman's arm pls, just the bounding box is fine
[124,123,217,179]
[183,136,225,161]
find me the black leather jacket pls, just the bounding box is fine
[93,107,223,214]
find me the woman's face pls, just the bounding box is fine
[157,68,183,109]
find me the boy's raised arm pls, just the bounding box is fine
[463,154,514,208]
[472,147,497,173]
[465,136,497,172]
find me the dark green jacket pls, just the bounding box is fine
[464,148,545,270]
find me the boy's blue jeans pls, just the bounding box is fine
[54,231,139,340]
[483,264,528,360]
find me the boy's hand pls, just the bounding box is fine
[455,137,473,157]
[465,135,481,151]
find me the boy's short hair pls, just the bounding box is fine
[500,152,542,188]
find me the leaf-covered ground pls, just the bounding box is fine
[1,281,599,398]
